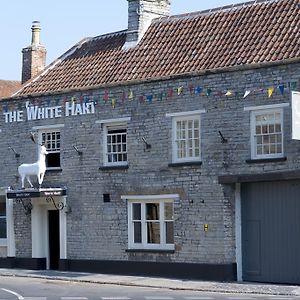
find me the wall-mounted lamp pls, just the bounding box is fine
[8,145,20,158]
[142,137,151,150]
[218,131,228,144]
[73,145,83,156]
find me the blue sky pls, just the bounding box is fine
[1,0,243,80]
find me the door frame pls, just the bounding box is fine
[31,196,67,269]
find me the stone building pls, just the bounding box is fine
[0,0,299,284]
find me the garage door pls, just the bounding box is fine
[241,180,300,284]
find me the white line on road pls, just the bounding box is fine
[268,298,294,300]
[61,298,88,300]
[1,288,24,300]
[184,297,215,300]
[144,297,174,300]
[24,298,47,300]
[100,297,131,300]
[227,297,256,300]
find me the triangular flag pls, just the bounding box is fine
[206,88,212,96]
[156,93,165,101]
[139,95,145,103]
[103,90,109,102]
[290,82,297,90]
[128,90,134,100]
[195,86,202,95]
[167,89,173,98]
[278,84,285,95]
[111,98,116,109]
[268,87,274,98]
[121,91,126,103]
[225,90,233,96]
[189,84,194,95]
[177,86,184,95]
[146,95,153,103]
[243,90,251,98]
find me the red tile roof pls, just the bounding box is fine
[0,80,21,99]
[16,0,299,97]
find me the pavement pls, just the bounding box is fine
[0,268,299,297]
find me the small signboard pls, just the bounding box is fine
[292,91,300,140]
[7,188,67,199]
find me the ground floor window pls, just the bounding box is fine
[122,194,178,250]
[0,196,6,239]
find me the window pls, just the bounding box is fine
[0,196,6,239]
[40,129,61,169]
[251,109,284,159]
[104,123,127,166]
[123,194,178,250]
[172,114,201,163]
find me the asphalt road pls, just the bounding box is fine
[0,276,298,300]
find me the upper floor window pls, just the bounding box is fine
[97,117,130,167]
[0,195,6,240]
[250,108,284,159]
[167,111,204,163]
[41,130,61,169]
[105,125,127,165]
[33,124,64,170]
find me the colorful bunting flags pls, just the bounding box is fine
[1,79,298,114]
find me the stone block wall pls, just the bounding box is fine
[0,61,299,265]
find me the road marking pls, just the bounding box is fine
[61,298,88,300]
[144,297,174,300]
[1,288,24,300]
[227,297,255,300]
[184,297,214,300]
[100,297,131,300]
[268,298,294,300]
[24,298,47,300]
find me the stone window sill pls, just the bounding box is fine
[246,157,287,164]
[99,165,129,171]
[46,168,63,173]
[126,249,175,254]
[168,161,202,167]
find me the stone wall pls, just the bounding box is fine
[0,61,299,264]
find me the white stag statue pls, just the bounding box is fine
[18,145,48,189]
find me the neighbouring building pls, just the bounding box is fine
[0,0,299,284]
[0,80,21,100]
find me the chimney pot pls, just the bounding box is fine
[31,21,41,45]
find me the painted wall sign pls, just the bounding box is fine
[3,101,95,123]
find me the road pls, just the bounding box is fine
[0,276,297,300]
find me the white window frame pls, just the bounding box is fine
[97,117,130,167]
[33,124,64,170]
[166,111,204,164]
[250,108,284,159]
[0,193,7,246]
[122,194,179,251]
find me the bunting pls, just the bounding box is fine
[1,79,299,112]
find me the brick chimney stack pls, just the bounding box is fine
[21,21,47,84]
[124,0,171,49]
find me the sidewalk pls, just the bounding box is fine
[0,268,299,296]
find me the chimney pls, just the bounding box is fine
[123,0,171,49]
[21,21,47,84]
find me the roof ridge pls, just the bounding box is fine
[153,0,279,22]
[91,29,127,41]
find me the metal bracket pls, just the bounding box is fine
[46,196,65,210]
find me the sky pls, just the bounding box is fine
[1,0,244,81]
